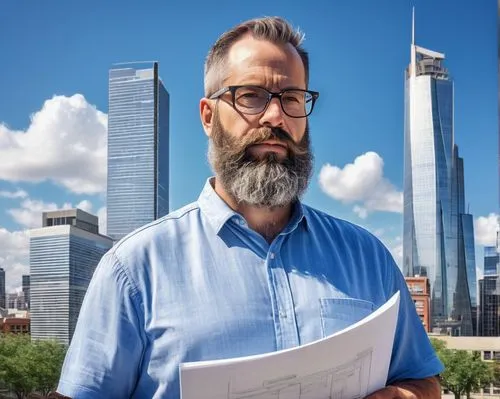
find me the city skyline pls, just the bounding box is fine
[0,2,497,292]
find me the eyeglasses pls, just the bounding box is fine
[209,85,320,118]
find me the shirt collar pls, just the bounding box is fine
[198,177,309,235]
[284,200,308,234]
[198,178,239,234]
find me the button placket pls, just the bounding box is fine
[268,241,299,349]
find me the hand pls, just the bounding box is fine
[365,385,417,399]
[47,392,72,399]
[365,376,441,399]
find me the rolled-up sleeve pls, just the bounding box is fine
[57,251,145,398]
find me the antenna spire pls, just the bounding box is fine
[412,6,415,45]
[410,7,416,78]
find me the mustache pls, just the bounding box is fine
[239,127,309,157]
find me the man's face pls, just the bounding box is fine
[206,35,313,207]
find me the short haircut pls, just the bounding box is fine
[204,16,309,97]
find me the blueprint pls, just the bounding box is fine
[180,292,400,399]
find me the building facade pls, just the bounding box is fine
[484,246,499,276]
[405,276,431,332]
[29,209,113,344]
[0,317,30,334]
[0,267,5,310]
[107,61,170,242]
[22,274,30,310]
[478,275,500,337]
[6,292,25,311]
[402,16,476,335]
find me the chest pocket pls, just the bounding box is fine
[319,297,375,337]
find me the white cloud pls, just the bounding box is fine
[73,200,107,235]
[474,213,499,247]
[6,197,108,235]
[72,201,107,235]
[0,189,28,199]
[319,152,403,218]
[76,199,93,214]
[7,199,72,229]
[0,94,107,194]
[353,205,368,219]
[0,228,29,293]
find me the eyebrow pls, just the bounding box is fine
[234,83,307,91]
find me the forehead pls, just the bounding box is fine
[224,35,306,87]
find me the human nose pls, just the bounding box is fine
[259,96,285,128]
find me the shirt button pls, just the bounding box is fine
[279,311,287,318]
[270,253,275,259]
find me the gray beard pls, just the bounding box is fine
[208,115,313,208]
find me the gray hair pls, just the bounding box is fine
[204,16,309,97]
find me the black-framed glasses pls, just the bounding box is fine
[209,85,320,118]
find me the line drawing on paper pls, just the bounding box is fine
[226,348,373,399]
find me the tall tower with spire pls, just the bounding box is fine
[403,8,477,335]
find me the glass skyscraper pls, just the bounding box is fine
[478,275,500,336]
[22,274,30,310]
[107,61,170,242]
[30,209,113,344]
[403,15,476,335]
[478,248,500,336]
[484,246,499,276]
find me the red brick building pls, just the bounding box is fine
[0,317,30,334]
[405,276,430,332]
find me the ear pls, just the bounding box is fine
[200,98,214,137]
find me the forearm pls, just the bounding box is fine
[389,376,441,399]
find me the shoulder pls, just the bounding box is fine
[301,204,399,277]
[95,201,204,293]
[112,201,201,255]
[301,204,386,249]
[99,201,202,279]
[300,204,404,300]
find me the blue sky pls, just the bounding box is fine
[0,1,497,291]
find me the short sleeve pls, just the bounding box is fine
[384,251,444,383]
[57,251,145,398]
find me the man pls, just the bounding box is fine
[56,16,443,398]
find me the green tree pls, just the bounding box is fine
[430,337,447,354]
[431,338,494,399]
[30,339,67,396]
[0,334,67,398]
[491,361,500,388]
[0,334,36,399]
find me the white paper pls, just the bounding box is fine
[180,291,400,399]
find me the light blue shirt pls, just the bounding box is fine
[58,178,443,398]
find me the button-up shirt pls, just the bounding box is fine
[58,178,443,398]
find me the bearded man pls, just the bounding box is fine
[56,16,443,399]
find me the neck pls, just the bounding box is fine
[213,178,293,243]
